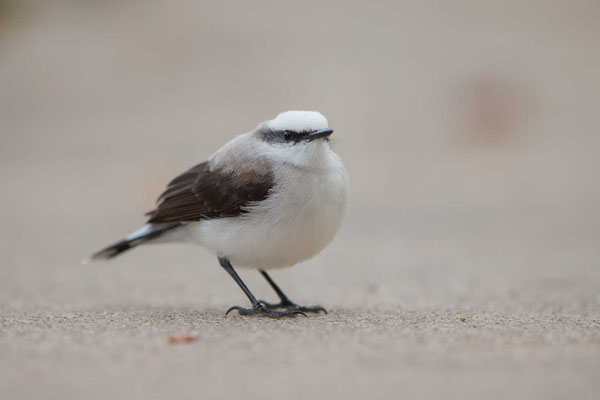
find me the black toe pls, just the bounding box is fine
[225,304,307,319]
[258,300,327,314]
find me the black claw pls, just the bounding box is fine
[225,306,243,316]
[294,305,327,314]
[303,306,327,314]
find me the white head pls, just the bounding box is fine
[253,110,336,168]
[257,110,332,146]
[267,110,329,133]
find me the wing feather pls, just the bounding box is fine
[147,161,273,223]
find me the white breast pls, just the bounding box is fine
[185,147,348,269]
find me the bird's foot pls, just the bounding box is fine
[225,304,307,319]
[259,299,327,314]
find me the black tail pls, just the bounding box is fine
[91,238,138,260]
[90,223,180,261]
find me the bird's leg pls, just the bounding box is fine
[258,270,327,314]
[218,258,306,318]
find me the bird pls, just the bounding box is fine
[90,110,349,318]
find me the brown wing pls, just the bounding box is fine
[146,161,273,223]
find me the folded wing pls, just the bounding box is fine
[146,161,273,223]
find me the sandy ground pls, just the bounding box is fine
[1,1,599,399]
[1,308,599,400]
[1,206,599,400]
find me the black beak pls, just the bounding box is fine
[305,128,334,142]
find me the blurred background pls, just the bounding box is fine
[1,1,599,399]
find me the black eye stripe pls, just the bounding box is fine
[283,130,310,139]
[260,127,313,143]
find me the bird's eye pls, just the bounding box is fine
[283,130,293,140]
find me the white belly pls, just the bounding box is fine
[183,160,348,269]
